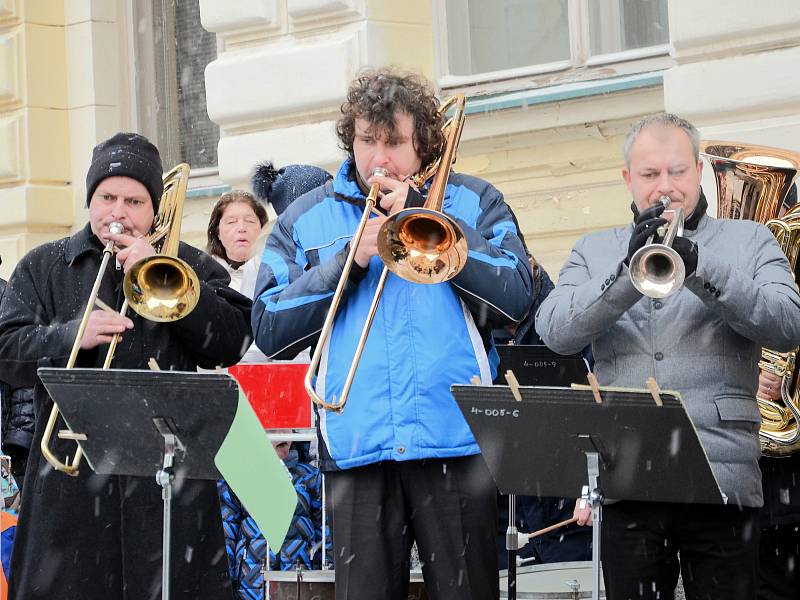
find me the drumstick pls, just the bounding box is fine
[526,516,579,539]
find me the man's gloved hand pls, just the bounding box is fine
[671,236,698,276]
[626,203,667,265]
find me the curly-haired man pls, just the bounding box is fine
[252,68,533,600]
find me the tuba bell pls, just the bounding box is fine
[701,141,800,455]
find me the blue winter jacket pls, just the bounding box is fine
[252,160,533,470]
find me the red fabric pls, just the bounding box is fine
[228,363,311,429]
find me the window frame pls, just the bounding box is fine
[126,0,223,191]
[434,0,673,96]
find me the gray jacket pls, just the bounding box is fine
[535,214,800,507]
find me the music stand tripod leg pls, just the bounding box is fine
[154,417,182,600]
[505,493,518,600]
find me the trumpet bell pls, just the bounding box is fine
[124,255,200,322]
[378,208,468,284]
[629,244,685,299]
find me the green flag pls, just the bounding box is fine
[215,388,297,549]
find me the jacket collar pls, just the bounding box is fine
[65,222,105,263]
[627,187,709,236]
[332,159,365,201]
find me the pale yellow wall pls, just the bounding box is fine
[459,133,634,279]
[0,0,73,280]
[0,0,135,280]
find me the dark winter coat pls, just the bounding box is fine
[0,277,34,487]
[0,224,252,600]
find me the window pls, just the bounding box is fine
[131,0,220,173]
[439,0,670,91]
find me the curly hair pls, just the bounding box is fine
[206,190,268,262]
[336,67,444,171]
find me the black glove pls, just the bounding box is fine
[671,236,698,276]
[626,203,667,265]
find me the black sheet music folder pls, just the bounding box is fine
[495,344,588,386]
[453,384,725,506]
[38,368,238,480]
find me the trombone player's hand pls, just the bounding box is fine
[106,229,156,273]
[354,215,387,268]
[80,310,134,350]
[353,172,418,269]
[370,173,417,216]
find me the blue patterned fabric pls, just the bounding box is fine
[218,453,331,599]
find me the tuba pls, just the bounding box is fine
[304,94,468,413]
[701,141,800,456]
[40,163,198,475]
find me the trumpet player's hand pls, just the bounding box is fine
[671,236,698,276]
[107,230,157,273]
[353,214,388,268]
[758,370,783,401]
[573,498,593,527]
[79,310,134,350]
[626,204,668,266]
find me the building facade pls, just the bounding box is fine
[1,0,799,281]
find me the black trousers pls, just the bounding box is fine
[325,455,499,600]
[758,524,800,600]
[601,501,759,600]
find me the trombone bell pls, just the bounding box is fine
[124,255,200,322]
[378,208,468,284]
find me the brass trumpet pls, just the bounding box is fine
[304,95,468,413]
[40,163,198,475]
[628,196,686,298]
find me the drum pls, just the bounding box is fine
[499,562,605,599]
[266,569,428,600]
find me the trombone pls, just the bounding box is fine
[40,163,199,475]
[628,195,686,298]
[304,94,468,413]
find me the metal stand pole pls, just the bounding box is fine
[505,493,518,600]
[584,452,603,600]
[321,472,328,570]
[154,418,182,600]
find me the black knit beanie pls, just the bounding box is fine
[252,162,332,216]
[85,133,164,210]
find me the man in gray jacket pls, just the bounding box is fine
[535,113,800,600]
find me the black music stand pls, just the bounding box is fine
[493,344,590,580]
[452,383,724,600]
[494,345,588,386]
[38,368,239,600]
